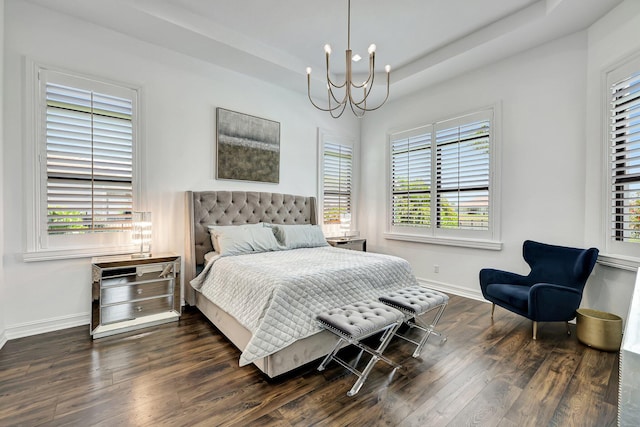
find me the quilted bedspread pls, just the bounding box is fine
[191,246,418,366]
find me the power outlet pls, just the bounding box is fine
[434,264,439,273]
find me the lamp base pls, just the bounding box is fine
[131,252,152,259]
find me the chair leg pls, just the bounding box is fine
[490,303,495,319]
[533,321,538,340]
[566,321,571,336]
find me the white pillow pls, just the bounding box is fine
[204,251,218,263]
[210,225,281,256]
[268,224,328,249]
[208,223,264,252]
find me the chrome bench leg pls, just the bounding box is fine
[412,303,448,358]
[347,322,401,397]
[316,301,405,396]
[318,337,344,372]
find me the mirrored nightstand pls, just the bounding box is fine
[91,253,181,338]
[326,237,366,252]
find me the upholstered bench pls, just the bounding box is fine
[379,286,449,358]
[316,300,404,396]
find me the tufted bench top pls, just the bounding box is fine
[316,301,404,339]
[379,286,449,315]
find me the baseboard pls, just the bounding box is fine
[0,331,7,350]
[5,313,89,340]
[416,277,486,302]
[0,281,481,342]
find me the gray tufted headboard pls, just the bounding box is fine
[184,191,317,304]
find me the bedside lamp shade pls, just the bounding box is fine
[132,211,152,258]
[340,213,351,238]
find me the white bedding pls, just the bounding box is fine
[190,246,418,366]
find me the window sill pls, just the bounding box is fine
[596,254,640,272]
[383,232,502,250]
[23,245,137,262]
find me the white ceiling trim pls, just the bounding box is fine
[25,0,623,103]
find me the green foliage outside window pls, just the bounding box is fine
[630,195,640,242]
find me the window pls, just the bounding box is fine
[391,126,432,228]
[25,64,141,260]
[387,108,500,249]
[318,132,355,238]
[45,78,134,235]
[607,59,640,257]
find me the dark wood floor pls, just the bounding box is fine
[0,295,619,426]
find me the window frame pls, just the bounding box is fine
[317,129,357,238]
[602,54,640,262]
[23,61,145,261]
[384,105,502,250]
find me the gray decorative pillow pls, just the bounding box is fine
[209,223,280,255]
[268,224,328,249]
[208,223,264,252]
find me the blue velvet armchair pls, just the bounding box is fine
[479,240,599,339]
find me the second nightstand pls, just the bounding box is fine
[326,237,367,252]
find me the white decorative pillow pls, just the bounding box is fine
[268,224,328,249]
[208,223,264,252]
[210,225,281,256]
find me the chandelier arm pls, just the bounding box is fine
[351,77,376,107]
[307,95,346,112]
[329,90,348,118]
[328,78,347,89]
[351,79,375,107]
[350,52,375,89]
[349,98,367,118]
[331,102,348,118]
[352,73,390,112]
[350,54,378,108]
[307,76,347,112]
[325,50,347,89]
[351,53,376,103]
[329,87,348,106]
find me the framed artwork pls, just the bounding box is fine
[216,108,280,183]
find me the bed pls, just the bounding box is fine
[184,190,419,377]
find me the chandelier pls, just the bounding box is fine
[306,0,391,118]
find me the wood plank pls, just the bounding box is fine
[446,377,522,427]
[0,296,619,426]
[550,348,619,427]
[502,349,582,426]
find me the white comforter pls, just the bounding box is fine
[191,246,418,366]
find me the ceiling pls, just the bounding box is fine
[27,0,623,103]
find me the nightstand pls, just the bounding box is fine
[326,237,367,252]
[91,253,181,338]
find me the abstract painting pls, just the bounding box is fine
[216,108,280,183]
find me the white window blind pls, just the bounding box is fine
[323,141,353,225]
[389,110,493,237]
[391,129,431,227]
[45,80,134,235]
[610,70,640,243]
[436,118,490,231]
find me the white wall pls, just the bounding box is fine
[360,32,596,302]
[0,0,7,350]
[3,0,639,341]
[359,0,640,324]
[582,0,640,323]
[2,0,358,338]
